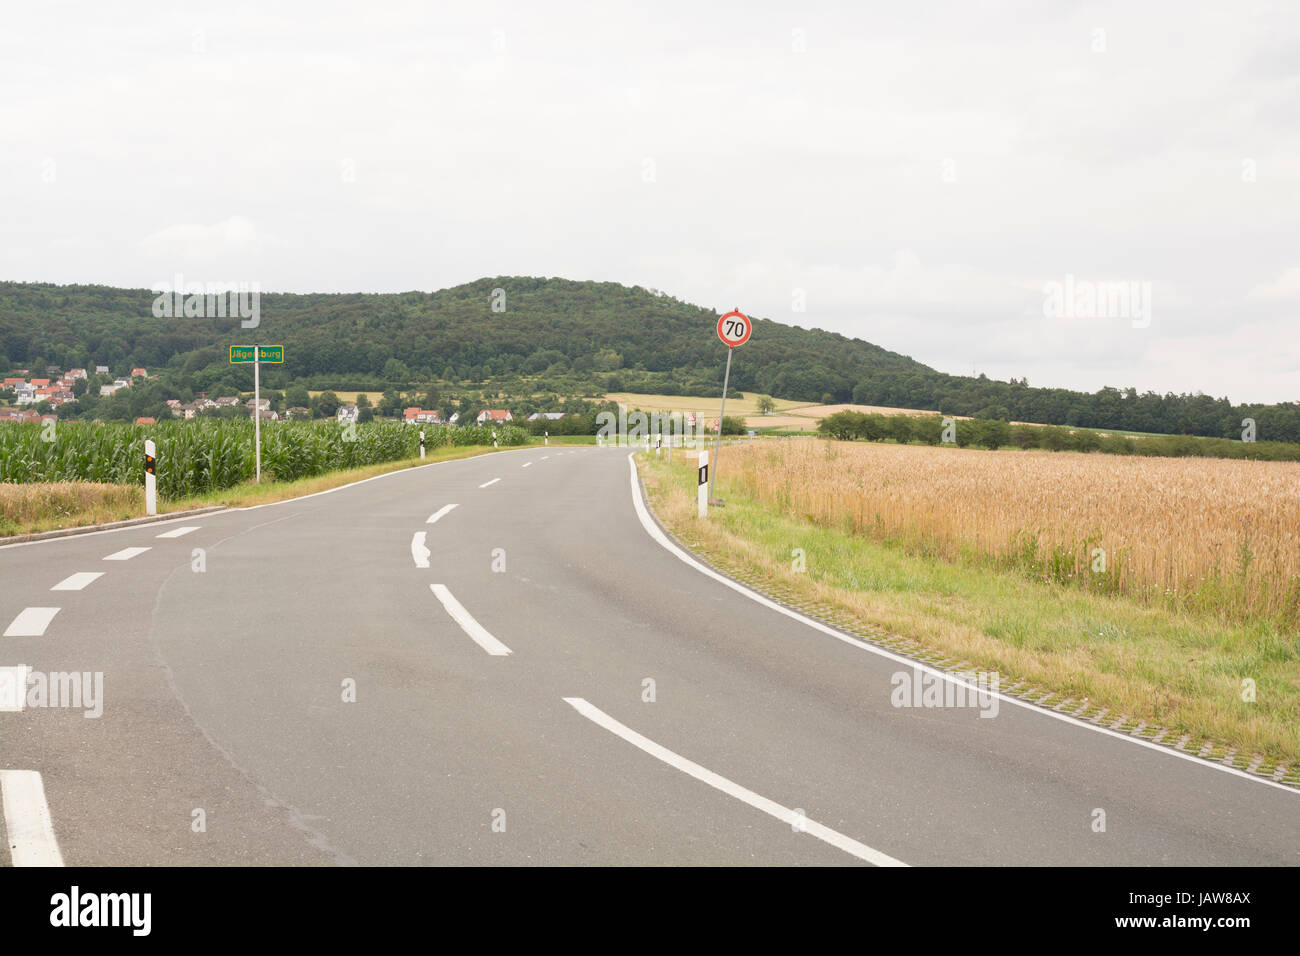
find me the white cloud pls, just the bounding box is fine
[1,0,1297,402]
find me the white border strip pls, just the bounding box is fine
[0,770,65,866]
[564,697,906,866]
[430,584,512,656]
[627,454,1300,797]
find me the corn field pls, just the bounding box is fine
[0,420,526,498]
[723,440,1300,625]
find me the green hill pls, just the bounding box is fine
[1,276,1297,442]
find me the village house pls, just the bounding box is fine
[476,409,513,424]
[403,407,442,424]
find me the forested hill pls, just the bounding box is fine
[1,276,1297,441]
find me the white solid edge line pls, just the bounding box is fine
[626,454,1300,797]
[411,531,431,568]
[50,571,104,591]
[0,770,65,866]
[427,504,458,524]
[103,546,150,561]
[0,444,540,551]
[155,525,200,538]
[563,697,905,866]
[430,584,512,656]
[3,607,60,638]
[478,478,501,488]
[0,665,30,712]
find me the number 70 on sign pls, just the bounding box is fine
[716,311,751,348]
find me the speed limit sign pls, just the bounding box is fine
[716,310,751,348]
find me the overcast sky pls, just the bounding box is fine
[2,1,1297,402]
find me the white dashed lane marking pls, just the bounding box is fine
[0,770,65,866]
[50,572,104,591]
[426,504,458,524]
[410,532,431,568]
[563,697,907,867]
[429,584,512,656]
[3,607,60,638]
[103,547,150,561]
[156,525,200,538]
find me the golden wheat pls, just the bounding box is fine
[722,440,1300,622]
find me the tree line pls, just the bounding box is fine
[2,277,1296,443]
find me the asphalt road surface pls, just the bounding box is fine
[2,446,1298,866]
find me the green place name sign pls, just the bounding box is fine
[230,345,284,364]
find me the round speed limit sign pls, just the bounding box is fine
[716,310,751,348]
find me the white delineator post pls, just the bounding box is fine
[253,350,262,483]
[544,430,549,446]
[419,430,426,460]
[697,450,709,518]
[144,439,157,516]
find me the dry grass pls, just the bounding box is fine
[0,482,143,535]
[0,444,507,537]
[725,440,1300,625]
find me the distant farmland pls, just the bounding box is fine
[604,392,945,431]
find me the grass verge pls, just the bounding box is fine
[0,444,508,537]
[637,450,1300,771]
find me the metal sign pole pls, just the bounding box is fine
[254,351,261,483]
[707,345,734,506]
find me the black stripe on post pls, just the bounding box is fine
[698,464,708,486]
[145,454,156,476]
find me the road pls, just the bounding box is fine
[2,445,1298,866]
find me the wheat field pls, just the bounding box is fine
[723,440,1300,623]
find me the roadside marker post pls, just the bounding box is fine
[230,345,284,484]
[144,439,157,516]
[697,450,709,518]
[708,309,750,509]
[544,430,549,446]
[420,430,426,460]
